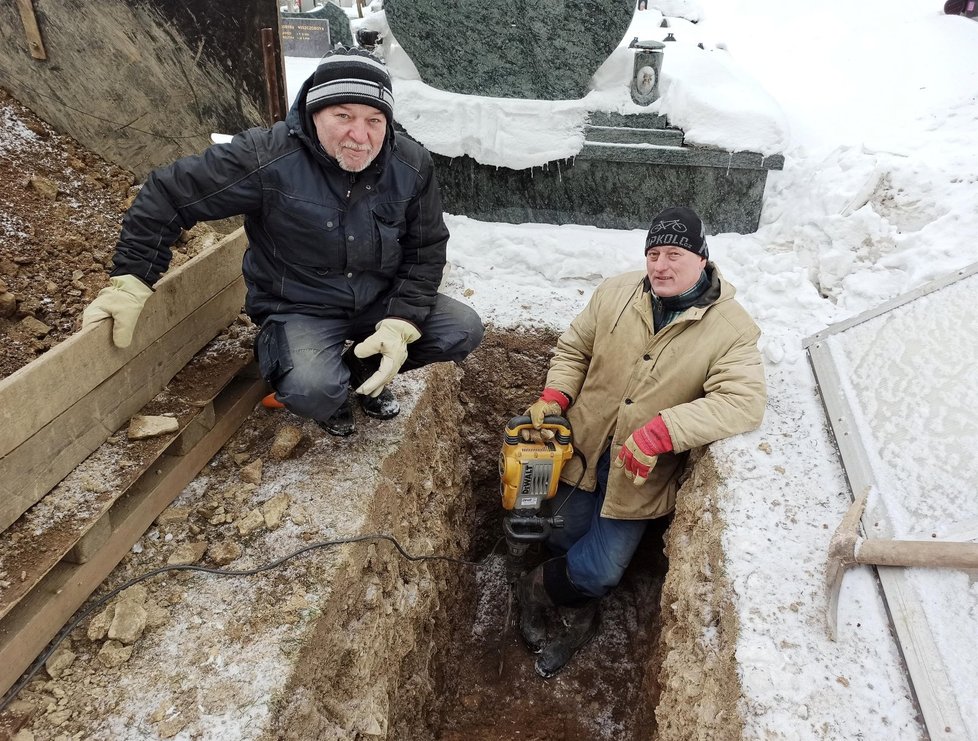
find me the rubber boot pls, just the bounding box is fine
[517,565,552,654]
[317,398,355,437]
[343,349,400,420]
[534,600,599,678]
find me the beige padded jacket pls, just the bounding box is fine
[545,265,766,519]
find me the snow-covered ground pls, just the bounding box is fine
[282,0,978,737]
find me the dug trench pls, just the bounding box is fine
[264,328,672,740]
[403,329,669,740]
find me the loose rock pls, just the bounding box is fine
[28,174,59,200]
[0,291,16,318]
[45,647,76,679]
[235,508,265,536]
[128,415,179,440]
[262,494,290,529]
[96,640,133,668]
[207,541,243,566]
[166,541,208,566]
[269,425,303,459]
[240,459,262,485]
[107,601,148,644]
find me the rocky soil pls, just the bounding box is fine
[0,89,220,381]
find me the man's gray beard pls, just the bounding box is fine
[336,149,376,173]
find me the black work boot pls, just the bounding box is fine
[534,600,599,678]
[517,565,552,654]
[343,349,400,420]
[317,399,355,437]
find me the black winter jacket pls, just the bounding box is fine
[112,75,450,327]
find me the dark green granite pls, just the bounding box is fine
[384,0,633,99]
[430,151,774,233]
[419,114,784,233]
[584,125,684,146]
[281,4,353,50]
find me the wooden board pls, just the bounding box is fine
[0,375,266,700]
[0,229,247,456]
[0,230,248,532]
[0,353,253,620]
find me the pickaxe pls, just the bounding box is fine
[826,491,978,640]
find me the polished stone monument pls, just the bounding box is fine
[384,0,633,99]
[386,3,783,233]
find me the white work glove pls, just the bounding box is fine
[352,318,421,397]
[81,274,153,348]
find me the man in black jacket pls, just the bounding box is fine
[83,48,484,435]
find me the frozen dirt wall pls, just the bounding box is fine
[0,0,282,178]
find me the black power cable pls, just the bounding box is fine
[0,533,506,713]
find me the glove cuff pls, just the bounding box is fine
[378,317,421,343]
[635,416,673,456]
[540,387,570,412]
[111,274,154,299]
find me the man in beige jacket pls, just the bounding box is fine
[519,206,767,677]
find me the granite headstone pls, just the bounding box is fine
[384,0,633,99]
[280,4,354,53]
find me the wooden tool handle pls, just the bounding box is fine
[857,539,978,569]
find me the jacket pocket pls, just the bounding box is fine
[267,194,345,270]
[371,203,405,273]
[255,319,294,383]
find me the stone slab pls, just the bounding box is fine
[430,150,774,233]
[385,0,634,99]
[585,125,684,146]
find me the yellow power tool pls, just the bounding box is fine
[499,415,574,558]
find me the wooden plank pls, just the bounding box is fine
[170,402,216,456]
[15,0,46,60]
[0,355,255,619]
[64,513,112,565]
[0,375,265,700]
[0,276,246,532]
[0,228,247,459]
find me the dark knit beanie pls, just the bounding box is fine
[306,48,394,122]
[644,206,709,258]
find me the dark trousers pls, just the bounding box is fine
[254,294,484,423]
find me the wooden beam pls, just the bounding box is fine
[0,375,266,700]
[0,229,247,460]
[0,277,246,532]
[0,356,254,621]
[15,0,46,60]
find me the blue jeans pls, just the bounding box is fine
[545,451,649,599]
[254,293,483,423]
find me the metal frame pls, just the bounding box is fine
[805,260,978,741]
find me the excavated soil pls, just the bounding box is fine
[0,89,222,382]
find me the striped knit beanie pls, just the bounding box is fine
[306,48,394,122]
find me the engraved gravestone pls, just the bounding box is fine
[280,4,354,55]
[384,0,633,99]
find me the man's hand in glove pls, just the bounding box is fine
[81,274,153,348]
[616,415,673,486]
[353,318,421,397]
[526,387,570,427]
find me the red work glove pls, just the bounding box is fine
[525,387,570,428]
[616,416,673,486]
